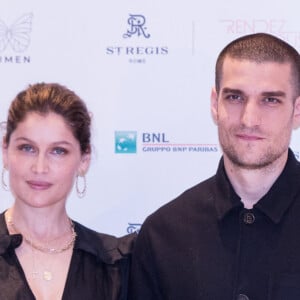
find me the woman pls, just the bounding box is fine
[0,83,135,299]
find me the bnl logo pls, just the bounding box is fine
[115,131,137,154]
[123,14,150,38]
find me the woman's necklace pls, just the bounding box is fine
[6,218,77,254]
[32,247,53,281]
[7,217,76,282]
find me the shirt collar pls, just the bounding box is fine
[255,149,300,223]
[0,212,134,263]
[0,212,22,255]
[73,221,135,264]
[214,149,300,224]
[213,158,243,221]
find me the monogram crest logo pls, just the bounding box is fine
[123,14,150,39]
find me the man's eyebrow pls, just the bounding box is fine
[261,91,286,97]
[221,88,244,94]
[221,88,286,97]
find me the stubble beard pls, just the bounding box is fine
[222,143,285,170]
[219,127,291,171]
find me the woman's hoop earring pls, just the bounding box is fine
[76,174,86,198]
[1,168,9,191]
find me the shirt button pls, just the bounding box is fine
[243,212,255,224]
[237,294,250,300]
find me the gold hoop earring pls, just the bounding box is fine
[1,167,9,191]
[76,175,86,198]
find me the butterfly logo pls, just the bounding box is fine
[0,13,33,53]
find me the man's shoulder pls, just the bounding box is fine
[143,175,216,228]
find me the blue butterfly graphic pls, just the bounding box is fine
[0,13,33,52]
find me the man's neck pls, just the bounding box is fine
[223,154,288,209]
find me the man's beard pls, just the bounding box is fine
[221,142,285,170]
[218,125,290,170]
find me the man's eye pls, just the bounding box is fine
[226,94,243,102]
[264,97,280,104]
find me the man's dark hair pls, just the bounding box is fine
[215,33,300,97]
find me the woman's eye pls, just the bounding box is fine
[52,147,67,155]
[18,144,35,153]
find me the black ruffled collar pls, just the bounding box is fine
[0,212,22,254]
[0,211,135,265]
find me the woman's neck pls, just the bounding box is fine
[5,204,71,241]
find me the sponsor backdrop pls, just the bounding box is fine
[0,0,299,236]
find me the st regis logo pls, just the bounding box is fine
[123,14,150,39]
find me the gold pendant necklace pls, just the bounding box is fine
[43,270,52,281]
[31,247,54,281]
[6,215,76,282]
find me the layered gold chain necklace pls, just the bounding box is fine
[7,217,76,281]
[7,218,76,254]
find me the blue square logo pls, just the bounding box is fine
[115,131,137,154]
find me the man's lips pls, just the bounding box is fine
[26,180,53,190]
[236,134,264,141]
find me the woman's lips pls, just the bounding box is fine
[26,180,53,190]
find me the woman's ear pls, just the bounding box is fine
[78,153,91,176]
[2,138,8,169]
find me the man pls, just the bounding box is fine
[129,33,300,300]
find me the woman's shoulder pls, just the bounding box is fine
[73,221,137,264]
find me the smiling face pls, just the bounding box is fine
[2,112,90,209]
[211,57,300,170]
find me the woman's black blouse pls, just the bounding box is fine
[0,212,136,300]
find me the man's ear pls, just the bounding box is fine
[293,96,300,129]
[210,87,219,125]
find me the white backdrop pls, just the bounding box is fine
[0,0,300,236]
